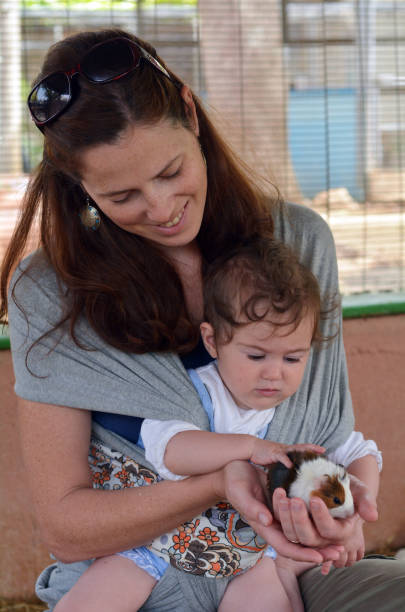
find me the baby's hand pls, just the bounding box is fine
[335,515,365,569]
[249,439,324,468]
[319,515,365,575]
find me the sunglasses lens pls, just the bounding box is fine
[28,72,71,123]
[82,39,137,83]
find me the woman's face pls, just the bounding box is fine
[80,116,207,253]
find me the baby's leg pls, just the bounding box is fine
[218,556,296,612]
[54,554,157,612]
[274,557,315,612]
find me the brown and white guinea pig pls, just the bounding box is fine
[267,451,354,519]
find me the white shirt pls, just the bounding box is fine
[141,362,382,480]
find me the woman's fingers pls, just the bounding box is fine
[273,489,359,555]
[275,494,330,547]
[271,487,287,522]
[248,519,324,564]
[309,498,358,541]
[277,498,301,544]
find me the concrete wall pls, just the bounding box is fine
[1,314,405,599]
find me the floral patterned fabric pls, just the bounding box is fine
[89,438,267,578]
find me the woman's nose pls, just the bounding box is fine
[145,191,175,224]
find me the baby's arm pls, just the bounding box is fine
[329,431,381,521]
[165,430,323,475]
[141,419,324,480]
[328,430,382,474]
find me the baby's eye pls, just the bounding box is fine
[284,356,300,363]
[247,354,265,361]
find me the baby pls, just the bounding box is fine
[55,237,381,612]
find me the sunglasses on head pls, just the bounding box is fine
[28,37,177,130]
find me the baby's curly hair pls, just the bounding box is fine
[203,236,337,345]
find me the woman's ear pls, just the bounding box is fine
[200,322,218,358]
[180,85,199,137]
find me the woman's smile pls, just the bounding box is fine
[156,202,187,231]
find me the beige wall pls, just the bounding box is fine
[343,315,405,553]
[1,314,405,599]
[0,349,50,601]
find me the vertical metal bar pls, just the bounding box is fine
[321,1,331,219]
[393,0,404,290]
[355,0,370,292]
[236,0,245,154]
[281,0,289,45]
[153,0,159,42]
[280,1,290,200]
[195,0,203,97]
[137,0,145,38]
[65,0,71,33]
[21,0,33,173]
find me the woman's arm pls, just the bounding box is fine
[17,399,227,563]
[18,399,330,566]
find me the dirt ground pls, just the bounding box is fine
[0,602,46,612]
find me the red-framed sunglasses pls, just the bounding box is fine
[28,37,177,130]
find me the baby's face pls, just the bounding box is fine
[211,315,313,411]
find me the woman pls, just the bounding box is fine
[1,28,404,611]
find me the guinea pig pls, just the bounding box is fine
[267,451,354,519]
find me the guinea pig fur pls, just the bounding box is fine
[267,451,354,519]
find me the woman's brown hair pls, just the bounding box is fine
[0,28,279,354]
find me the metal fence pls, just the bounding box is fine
[1,0,404,297]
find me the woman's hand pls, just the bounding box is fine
[271,472,378,569]
[214,460,337,564]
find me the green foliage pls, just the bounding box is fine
[24,0,196,9]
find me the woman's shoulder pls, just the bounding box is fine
[9,248,65,320]
[11,249,60,292]
[273,201,338,287]
[274,201,333,246]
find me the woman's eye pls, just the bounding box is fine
[247,354,265,361]
[162,167,181,179]
[111,193,131,204]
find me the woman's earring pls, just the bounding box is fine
[79,196,101,231]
